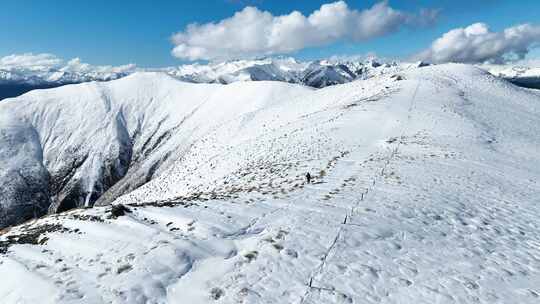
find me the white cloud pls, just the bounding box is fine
[415,23,540,64]
[171,1,438,61]
[0,53,63,71]
[0,53,136,81]
[60,58,136,75]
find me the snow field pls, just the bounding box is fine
[0,64,539,303]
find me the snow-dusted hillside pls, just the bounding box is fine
[1,64,540,303]
[0,66,133,85]
[6,56,540,106]
[481,63,540,89]
[0,58,418,229]
[0,61,136,100]
[1,57,416,101]
[0,73,314,227]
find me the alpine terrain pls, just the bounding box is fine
[482,63,540,89]
[0,63,539,303]
[0,57,413,101]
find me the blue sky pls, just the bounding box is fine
[1,0,539,67]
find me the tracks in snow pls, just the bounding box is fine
[300,81,421,303]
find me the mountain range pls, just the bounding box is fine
[0,65,135,100]
[164,57,416,87]
[482,63,540,89]
[1,64,539,303]
[2,57,539,102]
[0,58,423,100]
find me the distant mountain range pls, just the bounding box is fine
[0,67,134,100]
[1,57,539,101]
[1,64,540,303]
[163,57,420,88]
[0,58,424,100]
[481,64,540,89]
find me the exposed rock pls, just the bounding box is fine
[109,204,131,218]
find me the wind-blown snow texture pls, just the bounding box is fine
[1,64,540,303]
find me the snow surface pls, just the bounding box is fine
[1,64,540,303]
[0,60,135,85]
[0,58,135,101]
[164,57,412,88]
[480,62,540,89]
[1,57,416,101]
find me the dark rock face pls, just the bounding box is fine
[0,114,160,228]
[0,101,138,228]
[301,65,353,88]
[110,204,131,218]
[506,77,540,90]
[0,223,71,254]
[0,125,50,229]
[47,126,134,214]
[0,168,50,229]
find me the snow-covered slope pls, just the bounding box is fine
[165,57,306,84]
[481,63,540,89]
[0,57,136,85]
[1,64,540,303]
[0,73,314,227]
[0,60,416,229]
[166,57,413,88]
[1,57,418,101]
[0,67,135,100]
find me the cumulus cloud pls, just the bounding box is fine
[171,1,438,61]
[0,53,63,71]
[415,23,540,63]
[0,53,136,81]
[60,58,136,75]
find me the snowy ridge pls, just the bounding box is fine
[0,64,135,86]
[481,62,540,89]
[4,56,540,104]
[1,64,540,303]
[0,65,135,101]
[0,72,313,227]
[165,57,415,88]
[0,57,408,88]
[1,57,419,101]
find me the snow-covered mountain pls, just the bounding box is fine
[164,57,306,84]
[1,64,540,303]
[165,57,415,88]
[4,56,540,105]
[0,65,135,100]
[1,57,421,101]
[0,61,411,228]
[0,66,134,85]
[481,63,540,89]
